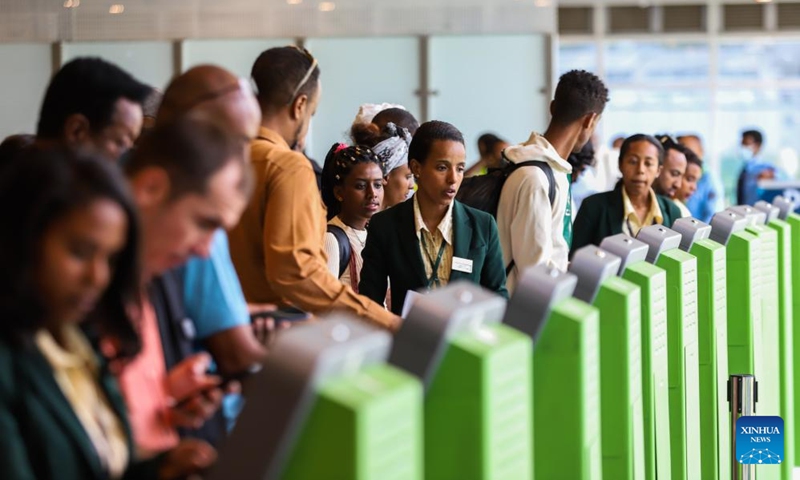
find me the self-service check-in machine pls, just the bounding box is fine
[774,195,800,469]
[504,265,601,480]
[569,246,646,480]
[672,217,731,480]
[755,200,796,478]
[390,282,533,480]
[636,224,702,480]
[209,316,424,480]
[600,234,671,480]
[728,205,780,480]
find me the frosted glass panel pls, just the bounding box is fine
[62,41,173,90]
[304,37,421,164]
[182,39,295,78]
[604,41,710,84]
[603,89,711,141]
[429,34,548,164]
[559,43,597,75]
[0,44,52,139]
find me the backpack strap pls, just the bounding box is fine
[508,160,556,206]
[149,269,227,447]
[326,225,352,278]
[150,270,195,371]
[504,160,558,276]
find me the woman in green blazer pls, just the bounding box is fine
[0,149,212,480]
[572,134,683,255]
[359,121,508,315]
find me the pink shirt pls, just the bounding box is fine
[116,299,179,456]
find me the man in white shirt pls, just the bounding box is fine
[497,70,609,291]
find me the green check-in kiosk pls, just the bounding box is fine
[390,282,533,480]
[712,208,761,378]
[755,200,796,478]
[773,195,800,469]
[209,316,424,480]
[729,206,781,479]
[504,265,601,480]
[569,246,645,480]
[672,216,730,480]
[636,224,701,480]
[600,234,671,480]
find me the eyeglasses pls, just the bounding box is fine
[286,46,318,105]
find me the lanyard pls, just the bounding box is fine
[420,233,447,289]
[626,217,658,237]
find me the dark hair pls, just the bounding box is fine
[0,146,142,358]
[567,140,595,176]
[251,46,320,110]
[125,117,252,200]
[0,134,35,169]
[683,147,703,169]
[619,134,665,165]
[477,133,506,157]
[372,108,419,135]
[657,134,702,168]
[551,70,610,126]
[37,57,150,138]
[321,144,386,220]
[350,110,418,149]
[408,120,465,164]
[351,122,388,148]
[742,129,764,146]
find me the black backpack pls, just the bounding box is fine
[456,155,557,276]
[326,224,352,278]
[456,157,556,217]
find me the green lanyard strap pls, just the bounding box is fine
[420,233,447,289]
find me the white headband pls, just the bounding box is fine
[353,103,406,126]
[372,122,412,173]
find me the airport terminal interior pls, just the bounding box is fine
[4,0,800,479]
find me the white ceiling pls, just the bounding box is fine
[0,0,557,42]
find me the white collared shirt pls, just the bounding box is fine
[621,187,664,237]
[413,194,455,288]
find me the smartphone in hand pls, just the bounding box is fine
[250,306,310,323]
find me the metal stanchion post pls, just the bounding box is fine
[729,374,758,480]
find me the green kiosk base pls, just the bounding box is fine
[504,265,601,480]
[756,199,796,479]
[673,216,731,480]
[601,234,671,480]
[391,282,533,480]
[637,224,702,480]
[570,245,646,480]
[209,316,424,480]
[729,205,782,480]
[774,196,800,469]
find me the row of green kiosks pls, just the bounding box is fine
[201,197,799,480]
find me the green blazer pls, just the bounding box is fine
[571,182,683,256]
[0,336,163,480]
[359,198,509,315]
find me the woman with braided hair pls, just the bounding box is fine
[321,144,387,291]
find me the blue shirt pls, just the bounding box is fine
[177,230,250,428]
[737,159,789,207]
[686,172,725,224]
[178,230,249,340]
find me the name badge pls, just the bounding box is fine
[452,257,473,274]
